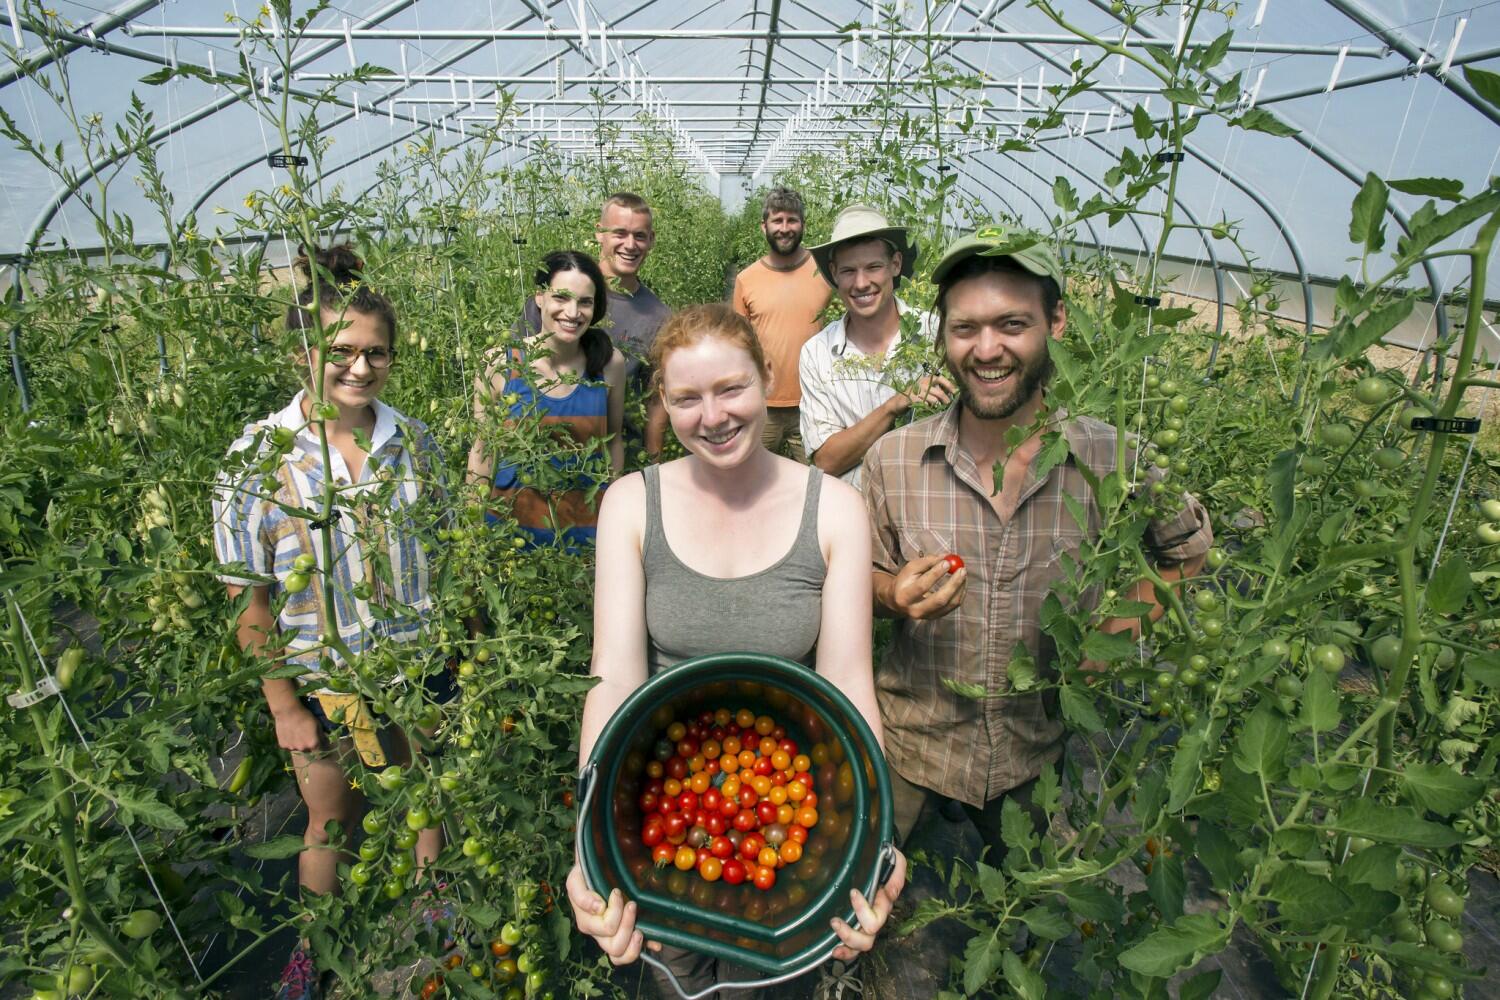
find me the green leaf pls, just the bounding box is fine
[1388,177,1465,202]
[1001,796,1039,856]
[1426,553,1472,615]
[975,861,1007,905]
[1080,630,1137,663]
[962,927,1005,995]
[1062,883,1123,923]
[1166,726,1206,812]
[1059,681,1105,733]
[1463,651,1500,688]
[1161,85,1204,106]
[1231,108,1298,137]
[1019,904,1072,941]
[1464,65,1500,110]
[1195,822,1243,889]
[1301,668,1340,733]
[115,791,187,831]
[1117,912,1227,978]
[1131,103,1154,140]
[1232,703,1289,781]
[1327,798,1465,848]
[1181,969,1223,1000]
[1147,851,1186,922]
[1314,296,1415,361]
[1349,172,1389,251]
[1198,30,1233,71]
[1268,449,1297,527]
[1001,951,1046,1000]
[1267,866,1351,927]
[1399,762,1484,816]
[1052,176,1078,214]
[245,835,310,860]
[1340,843,1400,890]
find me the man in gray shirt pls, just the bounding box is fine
[519,192,672,454]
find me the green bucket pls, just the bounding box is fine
[575,653,896,998]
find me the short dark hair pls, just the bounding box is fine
[935,255,1061,337]
[762,187,805,221]
[533,250,612,380]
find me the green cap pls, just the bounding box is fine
[929,225,1064,293]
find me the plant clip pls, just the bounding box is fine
[512,237,528,245]
[1134,295,1162,308]
[8,675,60,710]
[1154,151,1186,163]
[266,153,311,169]
[309,510,343,530]
[1409,416,1481,434]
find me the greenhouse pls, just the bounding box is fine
[2,0,1498,997]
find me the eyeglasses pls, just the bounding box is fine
[324,345,396,369]
[598,227,653,243]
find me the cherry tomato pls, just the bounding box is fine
[653,843,676,867]
[641,818,665,847]
[699,857,723,882]
[664,813,687,838]
[757,800,779,826]
[1311,643,1345,674]
[674,846,697,871]
[722,859,747,885]
[943,553,964,573]
[753,866,777,891]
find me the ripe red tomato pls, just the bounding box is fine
[722,859,747,885]
[943,553,964,573]
[663,813,687,838]
[666,757,688,780]
[641,818,665,847]
[719,797,740,818]
[677,739,699,759]
[705,814,727,836]
[739,833,765,860]
[778,738,798,756]
[756,800,779,826]
[652,843,675,867]
[738,786,759,808]
[678,791,698,813]
[753,756,774,777]
[732,810,757,832]
[754,866,777,891]
[710,835,734,859]
[638,791,659,813]
[701,789,722,812]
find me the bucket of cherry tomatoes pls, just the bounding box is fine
[575,653,895,990]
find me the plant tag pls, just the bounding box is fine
[1134,295,1162,308]
[1154,151,1186,163]
[8,675,60,709]
[266,153,310,168]
[1408,417,1480,434]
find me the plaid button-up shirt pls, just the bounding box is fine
[861,403,1212,806]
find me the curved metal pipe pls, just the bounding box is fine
[0,0,164,91]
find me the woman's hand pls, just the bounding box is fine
[272,702,323,753]
[829,848,908,961]
[566,864,654,965]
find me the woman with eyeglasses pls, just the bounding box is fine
[467,250,626,548]
[212,244,453,1000]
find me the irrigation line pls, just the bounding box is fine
[10,593,206,982]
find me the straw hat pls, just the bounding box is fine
[808,204,918,288]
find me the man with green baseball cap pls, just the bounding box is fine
[858,223,1213,876]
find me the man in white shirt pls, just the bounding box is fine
[800,205,953,487]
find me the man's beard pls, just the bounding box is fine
[766,229,802,255]
[947,350,1053,420]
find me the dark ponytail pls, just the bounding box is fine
[533,250,612,380]
[286,243,399,346]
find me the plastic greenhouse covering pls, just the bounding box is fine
[3,1,1500,356]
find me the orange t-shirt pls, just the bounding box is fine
[732,255,832,408]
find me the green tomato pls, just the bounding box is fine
[439,772,461,793]
[358,840,383,862]
[383,878,405,900]
[1318,422,1355,448]
[1424,918,1463,953]
[1368,635,1403,671]
[516,952,535,975]
[348,862,372,886]
[1477,522,1500,546]
[362,812,386,835]
[1156,428,1180,449]
[1400,406,1432,431]
[390,854,414,877]
[1169,395,1189,415]
[1391,915,1422,942]
[1200,619,1224,639]
[1188,654,1210,672]
[1204,548,1227,570]
[1262,638,1291,660]
[1275,675,1303,698]
[1372,447,1406,471]
[500,922,523,946]
[1481,498,1500,521]
[293,553,317,573]
[1177,668,1200,687]
[283,571,311,594]
[54,964,94,994]
[1155,671,1175,689]
[376,765,406,791]
[526,971,546,995]
[1424,975,1456,999]
[1145,373,1161,390]
[462,835,483,857]
[1311,644,1345,674]
[120,909,162,940]
[1353,376,1394,405]
[1300,454,1328,477]
[1426,882,1465,919]
[1193,590,1220,613]
[394,828,419,851]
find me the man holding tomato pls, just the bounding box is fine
[861,225,1213,852]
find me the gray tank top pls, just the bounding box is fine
[643,464,826,674]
